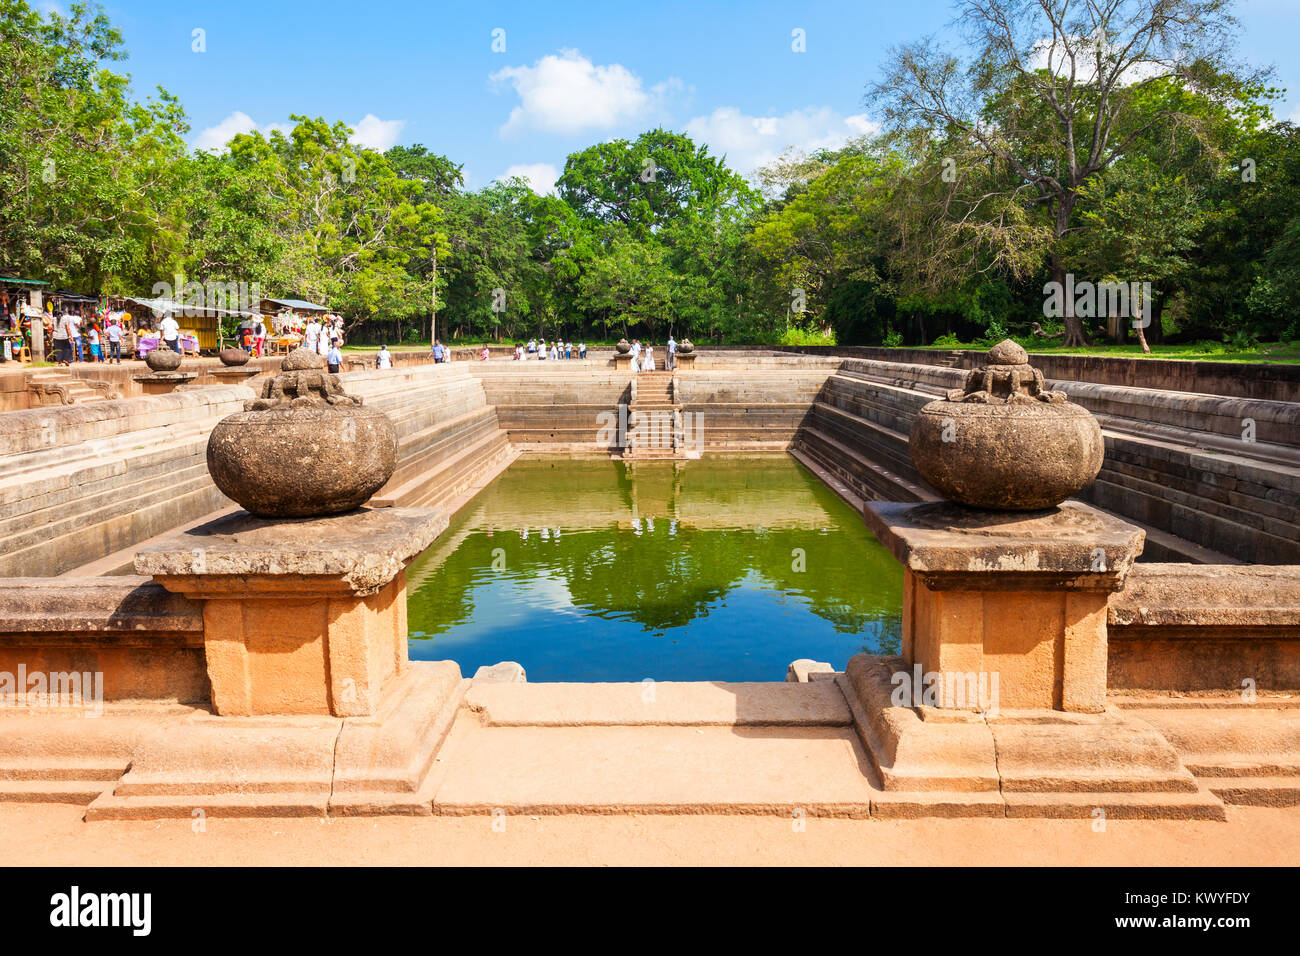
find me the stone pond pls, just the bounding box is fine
[405,456,903,681]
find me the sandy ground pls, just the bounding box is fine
[3,803,1298,866]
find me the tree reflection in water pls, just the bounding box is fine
[407,457,902,681]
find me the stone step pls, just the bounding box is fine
[431,722,880,816]
[0,780,116,804]
[465,681,852,727]
[372,429,514,509]
[1205,777,1300,808]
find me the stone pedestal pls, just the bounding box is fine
[614,352,634,372]
[133,371,197,395]
[838,500,1224,818]
[675,352,696,370]
[208,367,261,387]
[135,508,445,717]
[86,506,470,818]
[865,500,1143,713]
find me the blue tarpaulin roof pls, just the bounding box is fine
[261,297,328,312]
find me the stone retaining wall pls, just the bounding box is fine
[1108,564,1300,691]
[793,361,1300,564]
[774,345,1300,403]
[0,576,206,703]
[0,362,507,576]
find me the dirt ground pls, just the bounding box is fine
[3,803,1298,866]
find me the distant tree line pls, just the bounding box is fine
[2,0,1296,348]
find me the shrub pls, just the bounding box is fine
[778,326,837,347]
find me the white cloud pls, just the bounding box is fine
[349,114,406,152]
[497,163,560,195]
[195,111,403,153]
[193,111,288,152]
[491,49,676,137]
[683,106,880,177]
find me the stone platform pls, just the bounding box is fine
[8,674,1296,820]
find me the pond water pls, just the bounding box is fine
[406,456,903,682]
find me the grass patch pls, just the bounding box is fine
[915,338,1300,365]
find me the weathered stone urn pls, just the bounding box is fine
[218,347,250,367]
[615,338,632,355]
[145,344,181,371]
[207,348,397,518]
[908,340,1103,510]
[677,339,695,354]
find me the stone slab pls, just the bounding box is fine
[863,500,1145,591]
[464,680,852,727]
[431,723,879,816]
[135,506,447,596]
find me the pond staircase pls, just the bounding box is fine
[26,369,116,406]
[623,371,685,460]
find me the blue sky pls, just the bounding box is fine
[44,0,1300,193]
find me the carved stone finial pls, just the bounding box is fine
[245,347,362,412]
[207,347,396,518]
[910,339,1104,511]
[944,339,1067,406]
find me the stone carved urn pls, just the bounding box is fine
[218,347,250,366]
[207,348,397,518]
[615,338,632,355]
[677,339,695,355]
[908,340,1103,511]
[145,343,181,371]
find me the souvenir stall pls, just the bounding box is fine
[0,277,48,363]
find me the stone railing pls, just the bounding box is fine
[1107,563,1300,691]
[0,576,205,703]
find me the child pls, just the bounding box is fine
[326,342,342,374]
[87,323,102,362]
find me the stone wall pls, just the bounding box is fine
[774,345,1300,404]
[0,576,206,703]
[0,362,508,577]
[791,359,1300,564]
[0,387,253,576]
[1108,564,1300,691]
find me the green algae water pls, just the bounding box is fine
[406,456,902,682]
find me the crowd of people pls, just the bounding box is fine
[48,304,133,366]
[624,336,678,372]
[511,339,588,362]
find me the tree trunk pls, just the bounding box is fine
[1147,293,1165,345]
[1052,259,1088,348]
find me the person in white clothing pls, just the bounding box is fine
[549,342,559,360]
[376,344,392,369]
[642,344,655,371]
[304,318,322,352]
[158,313,180,354]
